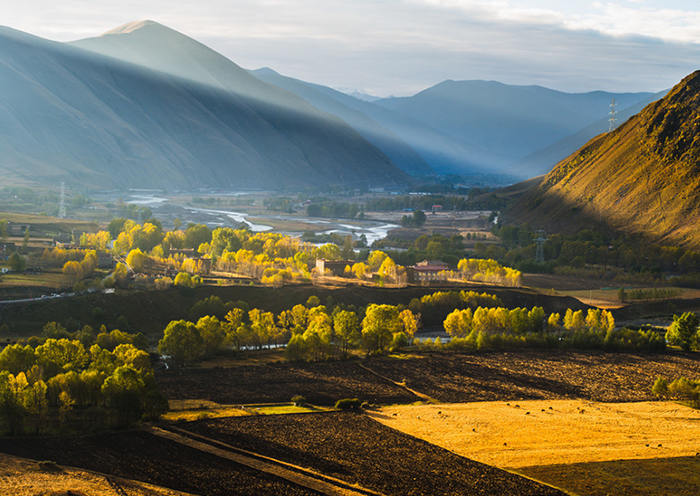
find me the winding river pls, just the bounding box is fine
[127,195,397,244]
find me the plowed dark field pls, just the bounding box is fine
[363,350,700,403]
[157,359,418,406]
[158,350,699,406]
[0,430,316,496]
[184,411,564,496]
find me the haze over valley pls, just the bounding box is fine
[0,4,698,496]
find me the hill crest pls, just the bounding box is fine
[511,70,700,248]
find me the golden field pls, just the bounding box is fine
[371,400,700,468]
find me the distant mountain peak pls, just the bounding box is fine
[103,20,164,36]
[252,67,281,76]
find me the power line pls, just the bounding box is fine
[608,98,617,132]
[535,230,546,263]
[58,182,67,219]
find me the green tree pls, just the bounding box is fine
[183,224,212,249]
[333,310,360,356]
[108,218,128,239]
[0,344,36,375]
[666,312,699,351]
[126,248,148,272]
[444,309,473,338]
[35,339,89,378]
[101,365,147,426]
[306,295,321,308]
[195,316,227,356]
[210,227,242,257]
[652,376,669,397]
[361,304,402,353]
[158,320,203,368]
[174,272,200,288]
[7,252,25,272]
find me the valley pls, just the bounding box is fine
[0,9,698,496]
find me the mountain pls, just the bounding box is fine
[346,90,381,102]
[509,71,700,248]
[0,22,406,190]
[376,81,654,177]
[250,67,433,176]
[250,69,506,180]
[515,90,667,176]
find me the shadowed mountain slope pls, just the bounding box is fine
[509,71,700,248]
[376,80,654,177]
[251,70,502,179]
[516,90,667,176]
[250,67,433,176]
[0,22,406,190]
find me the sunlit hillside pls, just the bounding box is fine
[511,71,700,247]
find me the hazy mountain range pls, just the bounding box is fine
[0,20,668,190]
[510,71,700,248]
[0,22,405,190]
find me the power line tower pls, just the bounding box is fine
[535,229,546,263]
[58,182,67,219]
[608,98,617,132]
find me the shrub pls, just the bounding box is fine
[334,398,362,410]
[37,460,62,473]
[651,376,669,397]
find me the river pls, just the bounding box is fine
[127,195,397,244]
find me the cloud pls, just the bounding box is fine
[3,0,699,95]
[414,1,700,43]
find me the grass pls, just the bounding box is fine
[0,271,65,289]
[163,399,330,421]
[0,453,187,496]
[518,456,700,496]
[198,350,286,367]
[372,400,700,468]
[558,287,700,308]
[248,403,331,415]
[162,407,249,422]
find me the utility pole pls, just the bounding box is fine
[58,182,67,219]
[535,229,546,263]
[608,98,617,132]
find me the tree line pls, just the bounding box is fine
[0,323,165,435]
[157,295,420,366]
[652,375,700,409]
[157,291,671,368]
[436,306,665,352]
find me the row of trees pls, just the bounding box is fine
[652,376,699,408]
[61,250,98,286]
[456,258,522,287]
[408,290,502,326]
[492,224,700,280]
[287,304,418,360]
[157,298,420,366]
[0,335,165,434]
[82,217,529,291]
[665,312,699,351]
[440,306,664,352]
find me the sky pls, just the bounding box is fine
[4,0,700,96]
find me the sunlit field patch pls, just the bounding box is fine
[372,400,700,467]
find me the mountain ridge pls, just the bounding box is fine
[249,66,434,176]
[375,80,655,176]
[509,71,700,248]
[0,23,407,190]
